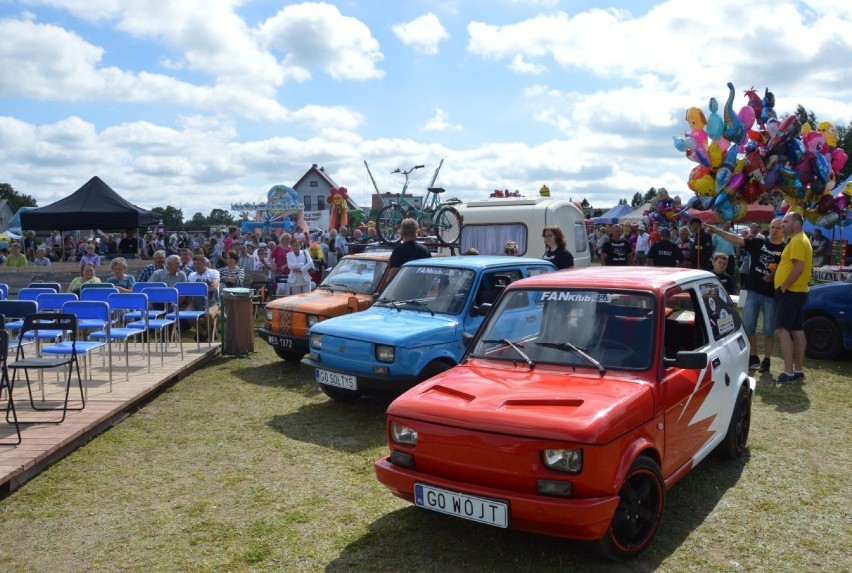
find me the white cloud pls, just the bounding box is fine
[258,2,385,80]
[423,109,463,132]
[392,13,449,55]
[510,54,547,74]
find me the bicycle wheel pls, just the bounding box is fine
[433,205,462,246]
[376,204,405,243]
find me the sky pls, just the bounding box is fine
[2,0,852,219]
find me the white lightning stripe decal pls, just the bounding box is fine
[677,364,709,423]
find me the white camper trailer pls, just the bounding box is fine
[454,197,591,266]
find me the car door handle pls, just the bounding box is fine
[712,357,721,368]
[526,315,536,323]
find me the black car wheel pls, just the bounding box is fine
[593,455,665,561]
[804,315,842,360]
[273,347,303,363]
[715,386,751,459]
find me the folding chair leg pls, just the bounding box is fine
[1,371,22,446]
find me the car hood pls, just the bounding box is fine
[387,362,655,444]
[311,307,458,346]
[267,290,373,316]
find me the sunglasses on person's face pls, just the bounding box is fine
[505,249,516,254]
[543,233,554,238]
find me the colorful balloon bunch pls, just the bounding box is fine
[643,188,686,226]
[673,82,849,227]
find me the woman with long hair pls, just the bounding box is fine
[541,225,574,270]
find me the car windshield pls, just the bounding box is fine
[377,266,475,315]
[319,258,388,294]
[470,289,657,371]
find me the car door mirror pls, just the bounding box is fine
[471,303,492,317]
[462,331,475,347]
[664,351,708,369]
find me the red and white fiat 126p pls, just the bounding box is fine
[375,267,755,560]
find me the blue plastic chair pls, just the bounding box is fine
[0,299,39,337]
[166,282,211,348]
[124,282,167,322]
[89,293,150,380]
[0,283,9,301]
[21,293,79,343]
[79,287,119,330]
[43,301,112,395]
[127,288,182,366]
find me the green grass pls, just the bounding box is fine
[0,338,849,573]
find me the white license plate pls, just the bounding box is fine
[315,368,357,390]
[268,335,293,348]
[414,483,508,528]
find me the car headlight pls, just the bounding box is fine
[310,333,322,350]
[542,448,583,473]
[265,309,273,321]
[376,344,395,363]
[306,315,319,328]
[390,422,418,445]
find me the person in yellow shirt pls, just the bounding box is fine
[4,243,28,267]
[773,212,812,383]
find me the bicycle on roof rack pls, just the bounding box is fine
[375,164,462,245]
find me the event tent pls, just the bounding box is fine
[591,204,633,224]
[21,176,161,231]
[619,203,652,225]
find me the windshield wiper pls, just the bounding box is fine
[481,338,535,370]
[324,281,355,293]
[536,342,606,377]
[400,299,434,316]
[375,297,401,311]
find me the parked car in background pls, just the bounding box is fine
[803,280,852,359]
[302,256,556,402]
[375,267,754,560]
[259,252,392,362]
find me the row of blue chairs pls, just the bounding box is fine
[1,283,214,446]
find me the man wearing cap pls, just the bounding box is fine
[689,217,714,271]
[646,227,683,267]
[634,223,650,266]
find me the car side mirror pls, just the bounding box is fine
[664,351,708,369]
[471,303,492,317]
[462,332,475,347]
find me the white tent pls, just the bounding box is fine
[619,203,652,225]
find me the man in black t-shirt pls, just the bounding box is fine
[646,227,684,267]
[600,225,633,266]
[689,217,714,270]
[388,218,431,281]
[709,219,785,373]
[118,228,139,258]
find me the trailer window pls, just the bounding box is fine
[460,223,527,256]
[573,221,588,252]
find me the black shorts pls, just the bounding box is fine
[774,289,808,331]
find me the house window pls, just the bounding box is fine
[318,196,325,210]
[304,196,312,210]
[309,181,319,187]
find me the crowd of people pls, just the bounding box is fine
[1,210,822,381]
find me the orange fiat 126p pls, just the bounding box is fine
[375,267,755,560]
[260,252,393,362]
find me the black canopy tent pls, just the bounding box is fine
[20,176,162,231]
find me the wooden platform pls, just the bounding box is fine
[0,340,220,494]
